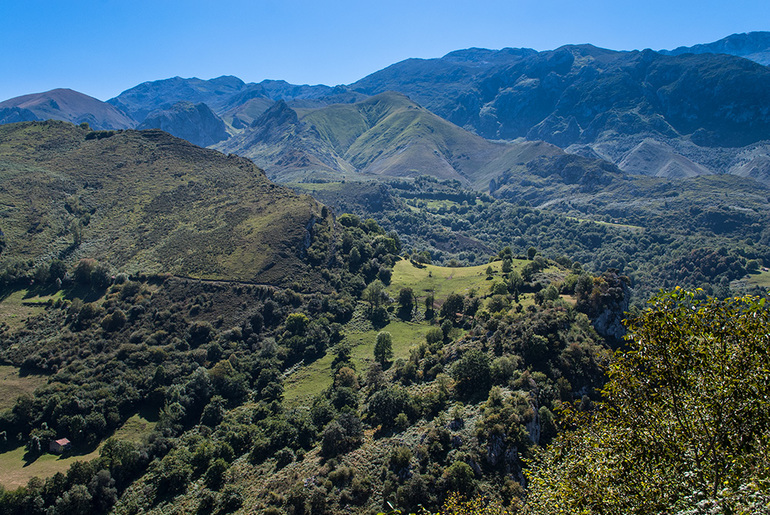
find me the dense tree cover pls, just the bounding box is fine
[5,190,766,514]
[0,249,615,514]
[305,177,770,305]
[0,215,402,515]
[525,290,770,514]
[316,277,611,514]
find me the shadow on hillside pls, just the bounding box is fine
[138,404,160,423]
[20,439,100,466]
[22,282,106,303]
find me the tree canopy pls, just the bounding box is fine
[525,289,770,514]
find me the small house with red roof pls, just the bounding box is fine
[49,438,71,454]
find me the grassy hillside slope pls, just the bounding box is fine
[0,121,326,284]
[214,92,615,189]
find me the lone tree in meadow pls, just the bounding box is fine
[397,287,415,320]
[374,331,393,365]
[362,280,386,311]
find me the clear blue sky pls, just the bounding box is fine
[1,0,768,102]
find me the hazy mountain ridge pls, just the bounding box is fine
[213,91,616,190]
[3,32,770,184]
[660,31,770,66]
[349,38,770,182]
[137,101,230,147]
[357,44,770,146]
[106,75,252,122]
[0,88,136,130]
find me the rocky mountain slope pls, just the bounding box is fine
[212,91,622,191]
[660,31,770,66]
[350,43,770,183]
[137,101,230,147]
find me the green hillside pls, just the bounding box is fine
[214,92,619,189]
[0,121,328,284]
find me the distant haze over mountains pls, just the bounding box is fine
[1,31,770,186]
[0,88,135,130]
[660,31,770,66]
[212,91,592,189]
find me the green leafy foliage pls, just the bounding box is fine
[374,331,394,365]
[525,290,770,514]
[302,176,770,304]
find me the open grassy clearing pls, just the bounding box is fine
[284,260,520,406]
[0,412,157,489]
[0,366,49,411]
[283,319,435,407]
[286,182,347,192]
[0,445,101,489]
[345,320,433,367]
[566,216,644,231]
[732,269,770,293]
[387,258,530,304]
[748,269,770,289]
[111,412,158,443]
[423,199,461,211]
[282,353,335,407]
[1,282,109,320]
[0,285,109,331]
[0,289,53,330]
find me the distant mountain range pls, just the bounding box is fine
[660,31,770,66]
[1,31,769,187]
[212,91,616,193]
[0,88,135,130]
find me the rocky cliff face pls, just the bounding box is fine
[137,101,229,147]
[576,270,632,342]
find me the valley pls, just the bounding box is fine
[0,30,769,515]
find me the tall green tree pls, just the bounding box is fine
[525,290,770,514]
[374,331,393,365]
[397,287,415,320]
[362,280,386,311]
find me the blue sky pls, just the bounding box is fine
[1,0,768,102]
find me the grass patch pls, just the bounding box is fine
[0,445,100,490]
[744,269,770,289]
[387,258,528,304]
[566,216,644,231]
[346,320,433,368]
[0,411,157,489]
[423,199,461,211]
[0,286,105,331]
[111,412,157,443]
[283,318,436,407]
[0,289,50,330]
[0,366,49,411]
[287,182,348,193]
[282,353,335,408]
